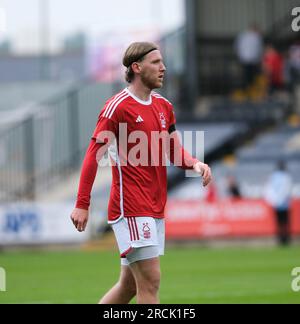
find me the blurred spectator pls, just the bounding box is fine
[235,24,263,89]
[262,44,284,93]
[227,175,241,199]
[264,161,293,246]
[286,39,300,91]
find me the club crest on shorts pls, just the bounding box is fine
[159,113,166,129]
[142,223,151,239]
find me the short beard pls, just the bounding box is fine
[140,72,161,90]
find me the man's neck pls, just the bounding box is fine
[128,83,152,102]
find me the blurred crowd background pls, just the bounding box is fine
[0,0,300,248]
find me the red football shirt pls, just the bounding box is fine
[76,88,198,222]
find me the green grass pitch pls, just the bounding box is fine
[0,246,299,304]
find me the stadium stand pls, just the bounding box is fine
[170,123,300,199]
[197,97,291,123]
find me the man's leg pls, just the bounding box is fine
[279,210,290,246]
[99,265,136,304]
[276,210,290,246]
[129,257,161,304]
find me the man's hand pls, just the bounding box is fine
[70,208,89,232]
[193,161,212,187]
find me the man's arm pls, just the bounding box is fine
[70,139,106,232]
[167,130,212,187]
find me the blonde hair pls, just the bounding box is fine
[122,42,158,83]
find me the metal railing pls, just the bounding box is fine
[0,80,116,201]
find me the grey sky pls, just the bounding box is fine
[0,0,184,53]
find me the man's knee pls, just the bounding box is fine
[149,271,161,292]
[139,268,161,293]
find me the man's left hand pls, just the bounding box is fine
[193,161,212,187]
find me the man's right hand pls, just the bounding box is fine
[70,208,89,232]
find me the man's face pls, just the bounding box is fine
[138,50,166,90]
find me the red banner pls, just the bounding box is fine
[165,199,300,239]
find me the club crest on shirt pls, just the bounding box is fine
[142,223,151,239]
[159,113,166,129]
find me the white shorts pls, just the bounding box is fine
[111,216,165,266]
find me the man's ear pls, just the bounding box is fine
[131,62,141,74]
